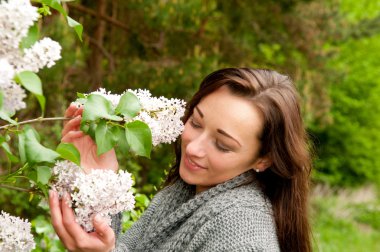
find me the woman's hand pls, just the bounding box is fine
[62,103,118,173]
[49,190,116,252]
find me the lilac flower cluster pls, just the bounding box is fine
[89,88,186,145]
[50,160,135,232]
[0,211,36,252]
[0,0,61,115]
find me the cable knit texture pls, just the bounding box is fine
[112,170,280,251]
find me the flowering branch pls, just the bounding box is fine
[0,117,71,130]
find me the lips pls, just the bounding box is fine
[183,154,206,171]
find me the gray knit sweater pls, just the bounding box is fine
[111,171,280,251]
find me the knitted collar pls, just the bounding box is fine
[136,170,256,250]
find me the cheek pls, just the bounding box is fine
[181,123,193,146]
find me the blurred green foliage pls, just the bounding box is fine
[1,0,380,250]
[312,186,380,251]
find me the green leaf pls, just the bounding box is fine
[18,132,27,164]
[77,92,86,98]
[56,143,81,166]
[35,94,46,116]
[15,71,45,115]
[125,120,152,158]
[80,120,97,139]
[110,126,129,152]
[20,126,60,164]
[95,119,115,155]
[41,0,82,41]
[27,170,37,183]
[41,0,67,16]
[82,94,122,122]
[15,71,43,94]
[37,166,52,185]
[1,142,19,163]
[20,25,39,49]
[67,16,83,41]
[0,110,17,124]
[115,92,141,119]
[0,91,16,123]
[38,4,51,16]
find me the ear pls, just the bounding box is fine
[252,156,272,172]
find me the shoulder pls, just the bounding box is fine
[187,184,280,251]
[205,182,273,215]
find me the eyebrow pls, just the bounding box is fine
[195,106,204,117]
[194,106,242,147]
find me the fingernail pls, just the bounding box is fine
[94,214,102,224]
[63,192,72,206]
[49,190,54,199]
[63,191,69,201]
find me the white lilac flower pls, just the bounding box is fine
[0,58,15,83]
[15,37,62,72]
[0,58,27,114]
[86,88,186,146]
[0,80,27,115]
[0,0,39,54]
[128,89,186,145]
[50,160,135,232]
[0,0,62,116]
[50,160,82,198]
[0,56,26,117]
[0,211,36,252]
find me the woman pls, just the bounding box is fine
[49,68,312,251]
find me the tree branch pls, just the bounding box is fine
[85,34,115,72]
[0,117,71,130]
[67,3,129,32]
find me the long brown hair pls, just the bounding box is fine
[165,68,312,252]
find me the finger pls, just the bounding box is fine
[61,130,85,143]
[63,104,79,128]
[92,214,116,245]
[64,103,80,118]
[49,190,74,247]
[61,116,82,137]
[73,106,84,117]
[61,192,88,242]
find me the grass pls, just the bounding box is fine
[311,184,380,252]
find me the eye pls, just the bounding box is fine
[215,141,230,153]
[190,117,201,128]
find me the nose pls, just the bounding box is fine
[185,133,207,158]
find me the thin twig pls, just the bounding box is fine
[0,183,44,196]
[0,184,32,193]
[0,117,72,130]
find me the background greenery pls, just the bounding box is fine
[1,0,379,251]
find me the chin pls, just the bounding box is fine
[179,162,190,183]
[179,162,196,186]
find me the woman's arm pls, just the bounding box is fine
[49,104,120,251]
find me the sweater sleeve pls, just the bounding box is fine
[187,206,280,252]
[111,190,164,252]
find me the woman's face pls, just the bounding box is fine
[179,86,266,193]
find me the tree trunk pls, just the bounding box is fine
[88,0,107,89]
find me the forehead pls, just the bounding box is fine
[196,87,264,143]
